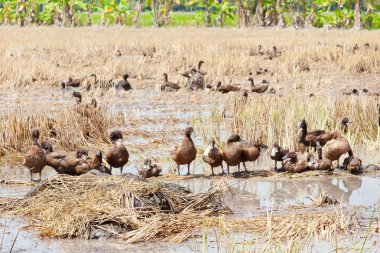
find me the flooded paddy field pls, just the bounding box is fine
[1,27,380,252]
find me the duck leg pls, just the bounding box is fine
[177,164,180,176]
[110,166,113,175]
[238,164,241,173]
[274,161,277,171]
[38,172,42,182]
[210,166,215,176]
[227,165,230,175]
[120,167,123,175]
[187,163,191,176]
[243,162,248,172]
[220,163,225,175]
[29,171,33,182]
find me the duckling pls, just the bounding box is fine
[202,138,224,176]
[23,129,47,182]
[138,158,162,178]
[170,127,197,176]
[298,119,340,151]
[115,74,132,91]
[223,134,245,175]
[105,130,129,174]
[216,81,240,93]
[343,156,362,174]
[321,137,353,168]
[340,117,352,134]
[307,152,332,171]
[241,140,268,171]
[249,77,268,93]
[40,141,67,171]
[270,141,288,171]
[282,152,309,173]
[160,73,180,92]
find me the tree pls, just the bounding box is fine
[353,0,362,29]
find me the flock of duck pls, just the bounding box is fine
[23,116,366,182]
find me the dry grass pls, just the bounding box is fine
[0,28,379,93]
[196,95,379,153]
[0,174,231,242]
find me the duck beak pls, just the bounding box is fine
[282,153,289,160]
[261,144,269,149]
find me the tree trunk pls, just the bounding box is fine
[68,1,74,27]
[16,0,20,25]
[218,12,223,27]
[301,0,306,27]
[277,0,285,28]
[305,1,315,27]
[354,0,362,29]
[237,0,245,28]
[273,0,278,26]
[152,0,160,27]
[246,0,252,25]
[85,0,93,26]
[133,0,142,23]
[165,0,174,25]
[205,0,211,27]
[61,0,67,26]
[255,0,264,26]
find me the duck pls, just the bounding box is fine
[342,89,358,96]
[70,150,105,175]
[298,119,340,151]
[343,156,362,174]
[241,140,268,171]
[216,81,240,93]
[72,92,97,117]
[307,152,332,171]
[138,158,162,178]
[249,78,269,93]
[282,152,309,173]
[40,141,67,171]
[321,136,353,168]
[202,138,224,176]
[105,130,129,174]
[339,117,352,134]
[270,141,288,171]
[22,129,47,182]
[61,77,81,89]
[223,134,245,175]
[160,73,181,91]
[115,74,132,91]
[170,127,197,176]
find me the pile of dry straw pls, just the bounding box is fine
[0,174,232,243]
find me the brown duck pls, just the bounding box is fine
[216,81,241,93]
[170,127,197,176]
[249,77,269,93]
[115,74,132,91]
[307,152,332,171]
[321,137,353,168]
[72,92,97,117]
[223,134,245,175]
[241,140,268,171]
[202,138,224,176]
[282,152,309,173]
[298,119,340,151]
[40,141,67,171]
[270,141,288,171]
[105,130,129,174]
[138,158,162,178]
[23,129,47,182]
[70,150,104,175]
[161,73,181,92]
[343,156,362,174]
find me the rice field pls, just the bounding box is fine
[0,27,380,252]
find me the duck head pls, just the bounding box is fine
[248,77,254,87]
[184,127,195,138]
[40,141,53,153]
[123,74,129,80]
[227,134,243,144]
[61,82,66,89]
[76,149,89,159]
[95,150,102,162]
[32,128,40,140]
[282,152,297,163]
[110,130,123,143]
[198,60,205,70]
[270,141,280,157]
[253,141,268,150]
[340,117,352,133]
[72,91,82,104]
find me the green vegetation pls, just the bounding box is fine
[0,0,379,29]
